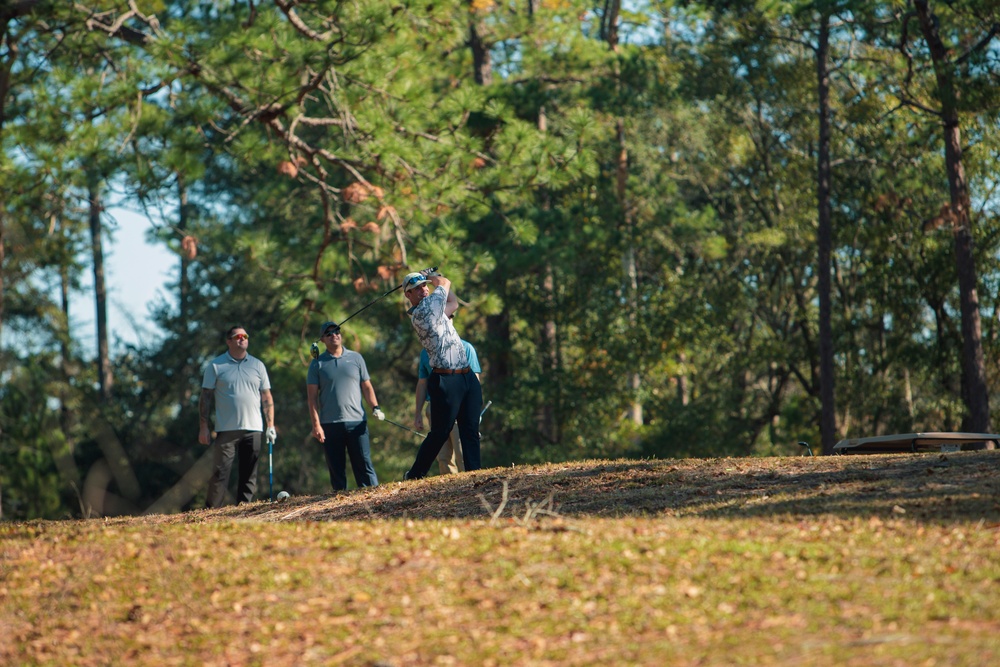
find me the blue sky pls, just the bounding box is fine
[73,208,176,356]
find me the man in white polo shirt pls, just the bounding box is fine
[401,270,483,480]
[198,325,276,507]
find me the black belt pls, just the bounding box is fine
[433,367,471,375]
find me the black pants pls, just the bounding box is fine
[207,430,261,508]
[407,372,483,479]
[321,420,379,491]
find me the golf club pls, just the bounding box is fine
[337,265,438,327]
[480,400,492,424]
[382,416,426,438]
[797,440,814,457]
[268,439,274,501]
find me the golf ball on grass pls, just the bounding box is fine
[276,491,290,501]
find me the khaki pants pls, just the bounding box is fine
[426,405,465,475]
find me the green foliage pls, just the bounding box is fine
[3,0,1000,517]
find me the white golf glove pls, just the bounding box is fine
[372,406,385,421]
[265,426,277,444]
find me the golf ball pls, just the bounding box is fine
[276,491,290,501]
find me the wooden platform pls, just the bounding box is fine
[833,431,1000,454]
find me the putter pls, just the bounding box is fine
[268,439,274,501]
[338,265,438,327]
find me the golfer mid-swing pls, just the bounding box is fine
[402,270,483,479]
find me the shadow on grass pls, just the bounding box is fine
[181,451,1000,526]
[188,452,1000,523]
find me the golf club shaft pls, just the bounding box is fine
[338,265,438,327]
[382,416,426,438]
[268,441,273,501]
[479,400,492,424]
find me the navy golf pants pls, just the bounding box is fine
[407,372,483,479]
[321,420,379,491]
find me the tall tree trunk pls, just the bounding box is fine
[178,173,190,326]
[816,15,837,454]
[605,2,642,428]
[914,0,991,434]
[676,352,689,406]
[0,16,16,519]
[486,310,510,384]
[0,13,16,351]
[59,261,76,439]
[538,106,559,443]
[89,178,113,403]
[468,1,509,419]
[0,209,5,350]
[55,256,83,494]
[466,1,492,86]
[177,174,194,407]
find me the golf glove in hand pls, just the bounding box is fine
[265,426,277,444]
[372,406,386,421]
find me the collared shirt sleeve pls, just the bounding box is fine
[258,359,271,391]
[356,352,371,383]
[464,342,482,374]
[202,361,217,389]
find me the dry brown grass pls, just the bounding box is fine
[3,452,999,666]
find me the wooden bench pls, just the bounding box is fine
[833,431,1000,455]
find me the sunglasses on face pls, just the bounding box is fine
[404,276,427,290]
[324,329,341,337]
[229,333,249,341]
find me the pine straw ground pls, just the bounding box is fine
[3,452,1000,666]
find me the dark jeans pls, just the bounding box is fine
[407,372,482,479]
[322,420,379,491]
[207,430,261,508]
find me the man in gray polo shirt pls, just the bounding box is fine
[401,270,483,480]
[307,321,385,490]
[199,325,276,507]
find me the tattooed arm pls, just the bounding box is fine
[260,389,274,430]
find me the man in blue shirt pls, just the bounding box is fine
[402,270,483,480]
[415,339,482,474]
[307,321,385,490]
[199,325,276,507]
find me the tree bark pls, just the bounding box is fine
[178,173,190,326]
[466,1,492,86]
[538,105,559,443]
[605,1,641,428]
[913,0,991,434]
[816,15,837,454]
[89,178,113,402]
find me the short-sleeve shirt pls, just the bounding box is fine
[418,341,481,379]
[409,286,468,370]
[306,349,370,423]
[202,352,271,432]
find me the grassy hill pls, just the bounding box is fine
[3,451,999,666]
